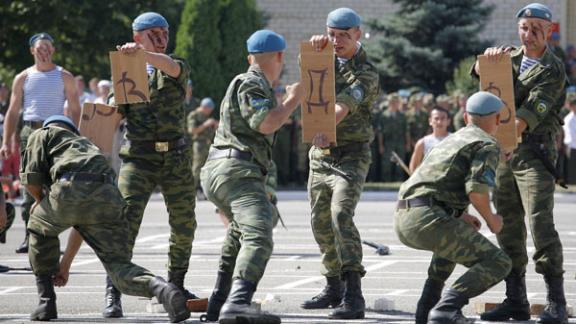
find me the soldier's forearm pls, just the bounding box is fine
[144,52,180,78]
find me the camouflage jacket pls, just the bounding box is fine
[20,126,114,187]
[407,109,430,143]
[398,124,500,211]
[335,46,379,145]
[212,66,276,169]
[187,109,215,143]
[114,55,190,142]
[510,47,567,140]
[380,110,407,145]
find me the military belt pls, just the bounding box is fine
[207,147,253,162]
[58,172,114,184]
[321,141,370,157]
[397,196,464,217]
[396,197,433,209]
[128,137,188,153]
[23,120,44,129]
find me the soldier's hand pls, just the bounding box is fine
[487,213,504,234]
[483,46,513,63]
[312,132,330,148]
[0,144,12,160]
[461,213,482,231]
[53,267,70,287]
[116,42,144,55]
[286,82,304,101]
[310,35,329,52]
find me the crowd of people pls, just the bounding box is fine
[0,2,573,324]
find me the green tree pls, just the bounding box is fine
[0,1,184,85]
[175,0,263,102]
[365,0,492,94]
[445,56,479,96]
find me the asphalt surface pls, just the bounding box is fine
[1,191,575,323]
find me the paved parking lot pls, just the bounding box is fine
[1,191,575,323]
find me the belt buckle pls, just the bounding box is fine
[155,142,169,152]
[321,148,331,156]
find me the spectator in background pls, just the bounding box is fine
[548,32,566,63]
[0,82,9,114]
[563,94,576,184]
[88,77,99,98]
[409,107,451,173]
[183,79,200,116]
[75,75,94,105]
[94,80,111,104]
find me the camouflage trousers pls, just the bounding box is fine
[200,158,276,284]
[0,203,16,242]
[27,182,155,297]
[19,125,37,224]
[192,140,210,191]
[381,144,406,182]
[119,147,197,272]
[308,146,371,277]
[395,205,511,297]
[494,146,564,277]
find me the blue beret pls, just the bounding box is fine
[201,97,215,109]
[29,33,54,47]
[246,30,286,54]
[516,3,552,21]
[327,8,361,29]
[132,12,169,31]
[43,115,79,135]
[466,92,503,116]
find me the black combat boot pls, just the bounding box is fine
[428,288,472,324]
[415,278,444,324]
[168,269,200,300]
[300,276,343,309]
[15,231,29,254]
[103,275,123,318]
[538,275,568,324]
[200,271,233,322]
[329,271,365,320]
[149,276,190,323]
[218,279,281,324]
[480,274,530,321]
[30,275,57,321]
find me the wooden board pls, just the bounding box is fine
[78,103,123,156]
[478,54,518,151]
[109,50,150,104]
[300,42,336,145]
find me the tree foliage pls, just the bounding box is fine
[445,56,479,96]
[365,0,493,94]
[0,0,184,85]
[175,0,263,102]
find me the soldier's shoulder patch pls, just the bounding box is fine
[351,86,364,102]
[536,101,548,114]
[482,168,496,187]
[250,98,271,110]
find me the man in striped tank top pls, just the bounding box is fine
[471,4,568,323]
[0,32,80,255]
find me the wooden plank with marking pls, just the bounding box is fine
[478,54,518,151]
[78,103,123,157]
[299,41,336,145]
[109,50,150,104]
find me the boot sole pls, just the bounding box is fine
[300,300,341,309]
[219,314,281,324]
[328,311,365,320]
[480,313,531,321]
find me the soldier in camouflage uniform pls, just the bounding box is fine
[20,116,189,323]
[184,79,201,117]
[407,95,430,152]
[199,30,302,323]
[105,12,200,318]
[300,8,379,320]
[379,93,409,182]
[0,194,15,245]
[187,97,218,193]
[396,92,511,324]
[475,4,569,323]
